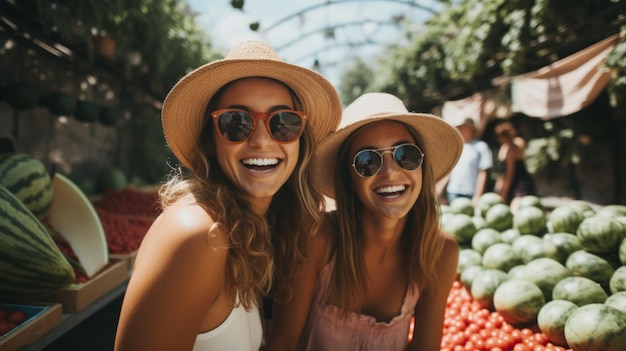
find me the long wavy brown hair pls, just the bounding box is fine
[328,121,446,310]
[159,77,324,310]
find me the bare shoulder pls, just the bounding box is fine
[134,199,229,270]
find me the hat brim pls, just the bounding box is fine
[317,112,463,198]
[162,58,342,170]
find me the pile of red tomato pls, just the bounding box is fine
[441,280,572,351]
[0,307,27,337]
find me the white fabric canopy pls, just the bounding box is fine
[511,34,620,119]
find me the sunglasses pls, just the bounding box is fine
[211,109,307,143]
[352,143,424,178]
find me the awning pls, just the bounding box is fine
[511,34,620,119]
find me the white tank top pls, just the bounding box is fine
[192,304,263,351]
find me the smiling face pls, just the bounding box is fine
[348,120,423,220]
[213,77,301,213]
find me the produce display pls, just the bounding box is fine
[0,306,27,336]
[0,153,53,220]
[0,184,74,299]
[445,193,626,351]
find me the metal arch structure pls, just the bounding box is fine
[249,0,442,74]
[273,19,405,53]
[258,0,439,35]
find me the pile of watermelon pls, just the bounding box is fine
[443,193,626,351]
[0,153,75,299]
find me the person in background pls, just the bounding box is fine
[443,117,493,206]
[265,92,463,351]
[114,40,342,351]
[494,119,536,209]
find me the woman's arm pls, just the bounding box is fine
[499,145,515,203]
[410,235,459,351]
[115,204,229,351]
[264,224,330,351]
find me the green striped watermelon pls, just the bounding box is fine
[0,153,53,219]
[605,291,626,314]
[449,196,475,216]
[566,250,615,289]
[542,232,582,264]
[457,248,482,274]
[516,195,544,211]
[576,216,626,254]
[443,213,477,245]
[537,299,578,347]
[548,205,585,234]
[482,242,522,272]
[471,228,502,254]
[493,279,546,327]
[620,237,626,265]
[476,192,504,218]
[595,204,626,218]
[471,268,508,310]
[564,303,626,351]
[610,266,626,294]
[552,276,608,306]
[523,257,571,301]
[485,203,513,231]
[514,205,547,236]
[0,185,74,299]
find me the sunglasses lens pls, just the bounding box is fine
[217,111,254,142]
[353,150,382,177]
[268,112,304,142]
[394,144,423,171]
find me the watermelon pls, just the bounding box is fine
[493,279,546,327]
[516,195,544,211]
[523,257,571,301]
[513,205,547,236]
[482,242,522,272]
[512,234,558,263]
[449,196,475,216]
[0,185,74,299]
[552,276,608,306]
[485,203,513,231]
[548,205,585,234]
[507,264,527,280]
[621,236,626,265]
[460,264,484,290]
[500,228,521,244]
[566,200,596,218]
[595,204,626,218]
[471,268,508,310]
[576,216,626,254]
[471,228,502,254]
[471,216,487,231]
[537,299,578,347]
[476,192,503,218]
[442,213,477,245]
[0,153,53,219]
[564,303,626,351]
[543,232,582,264]
[605,291,626,314]
[610,266,626,294]
[565,250,615,289]
[457,248,482,274]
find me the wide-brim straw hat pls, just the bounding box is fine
[317,92,463,198]
[161,40,342,170]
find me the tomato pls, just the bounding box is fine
[7,311,26,325]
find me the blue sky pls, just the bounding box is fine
[186,0,442,87]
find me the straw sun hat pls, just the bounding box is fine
[161,40,342,170]
[317,92,463,198]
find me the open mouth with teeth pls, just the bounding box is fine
[241,157,281,172]
[375,184,407,197]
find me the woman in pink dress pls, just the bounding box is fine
[265,93,463,351]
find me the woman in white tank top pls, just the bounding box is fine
[114,40,342,351]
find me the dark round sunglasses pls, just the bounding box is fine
[352,143,424,178]
[211,109,307,143]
